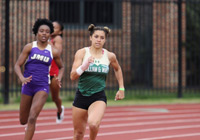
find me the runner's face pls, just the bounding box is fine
[37,25,51,43]
[51,22,62,36]
[90,30,106,49]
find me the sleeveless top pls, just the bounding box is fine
[49,38,59,76]
[23,41,53,85]
[78,47,110,96]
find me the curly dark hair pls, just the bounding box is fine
[32,18,54,36]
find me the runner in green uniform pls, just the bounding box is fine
[70,24,125,140]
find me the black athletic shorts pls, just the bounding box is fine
[73,89,107,110]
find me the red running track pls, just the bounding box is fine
[0,103,200,140]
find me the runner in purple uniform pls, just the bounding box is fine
[14,18,64,140]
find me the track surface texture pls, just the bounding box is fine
[1,103,200,140]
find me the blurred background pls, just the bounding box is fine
[0,0,200,105]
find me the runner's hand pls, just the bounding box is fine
[115,90,125,101]
[54,74,61,88]
[81,56,94,71]
[21,75,32,86]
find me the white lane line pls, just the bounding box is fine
[0,116,72,123]
[0,120,73,129]
[44,125,200,140]
[104,109,200,117]
[1,109,200,123]
[1,113,200,129]
[0,128,73,137]
[100,118,200,128]
[103,113,200,122]
[136,133,200,140]
[126,108,169,112]
[1,118,200,137]
[0,111,72,118]
[46,136,74,140]
[1,107,200,118]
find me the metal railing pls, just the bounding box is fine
[0,0,200,104]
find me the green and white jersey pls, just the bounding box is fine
[78,47,110,96]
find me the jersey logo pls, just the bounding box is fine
[31,54,50,62]
[85,64,109,73]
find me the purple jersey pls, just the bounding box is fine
[24,41,53,85]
